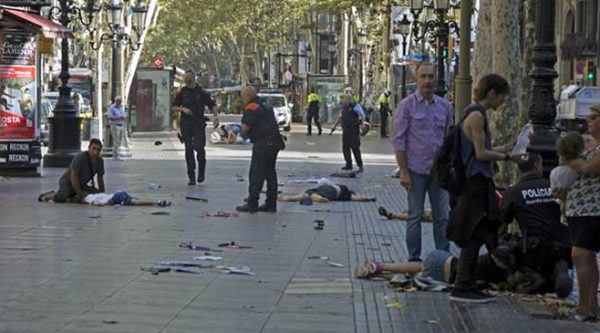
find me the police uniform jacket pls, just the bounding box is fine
[241,97,279,143]
[174,84,215,125]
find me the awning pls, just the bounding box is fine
[2,8,73,39]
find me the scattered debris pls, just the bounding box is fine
[308,256,329,260]
[173,268,204,274]
[306,142,316,146]
[382,243,392,246]
[199,211,239,218]
[87,212,101,219]
[386,302,403,309]
[140,266,171,275]
[179,242,223,252]
[185,196,209,202]
[157,260,215,269]
[102,320,119,324]
[148,182,161,190]
[329,171,357,178]
[151,211,170,216]
[424,320,439,325]
[216,265,255,275]
[313,219,324,230]
[307,155,319,158]
[327,262,344,268]
[218,241,253,249]
[154,140,163,146]
[194,256,222,261]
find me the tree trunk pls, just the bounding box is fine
[473,0,521,187]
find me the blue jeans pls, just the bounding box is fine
[406,170,450,261]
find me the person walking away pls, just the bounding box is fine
[38,138,105,203]
[379,89,392,138]
[392,63,453,263]
[108,96,126,160]
[306,87,322,136]
[556,104,600,321]
[448,74,513,303]
[172,70,216,185]
[236,86,284,213]
[332,93,367,172]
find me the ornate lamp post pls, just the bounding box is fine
[89,0,147,101]
[528,0,559,175]
[43,0,97,167]
[410,0,459,97]
[395,14,412,99]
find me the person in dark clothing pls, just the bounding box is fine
[499,152,573,298]
[39,139,105,203]
[447,74,514,303]
[278,183,375,203]
[331,93,366,172]
[236,86,284,213]
[306,87,322,136]
[379,89,392,138]
[173,70,216,185]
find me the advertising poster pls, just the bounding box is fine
[0,31,37,141]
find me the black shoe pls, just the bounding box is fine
[341,166,352,171]
[307,133,312,136]
[318,129,322,136]
[197,175,205,184]
[356,167,364,173]
[258,204,276,212]
[378,206,393,220]
[449,289,495,303]
[236,204,258,213]
[188,178,196,186]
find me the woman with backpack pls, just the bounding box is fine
[447,74,517,303]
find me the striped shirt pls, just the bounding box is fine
[392,91,454,175]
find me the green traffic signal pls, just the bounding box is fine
[588,71,595,80]
[442,48,448,59]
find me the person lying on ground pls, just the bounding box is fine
[39,190,171,207]
[209,122,250,144]
[278,183,375,203]
[356,233,573,298]
[38,139,105,203]
[377,206,433,222]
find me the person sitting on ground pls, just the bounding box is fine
[278,183,375,203]
[38,138,105,203]
[377,206,433,222]
[39,190,171,207]
[209,122,249,144]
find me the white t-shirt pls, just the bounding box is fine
[83,193,113,206]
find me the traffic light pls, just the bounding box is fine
[441,47,448,59]
[587,61,595,82]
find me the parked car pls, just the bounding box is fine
[258,92,292,132]
[40,92,59,146]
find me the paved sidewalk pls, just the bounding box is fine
[0,130,597,332]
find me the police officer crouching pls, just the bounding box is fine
[236,85,285,213]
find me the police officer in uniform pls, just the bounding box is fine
[332,93,366,172]
[173,70,216,185]
[236,86,283,213]
[306,87,322,136]
[379,89,392,138]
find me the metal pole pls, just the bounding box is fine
[433,9,447,97]
[528,0,559,176]
[111,38,122,101]
[43,0,82,168]
[454,0,473,120]
[401,34,408,98]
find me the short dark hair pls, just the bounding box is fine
[415,62,433,75]
[474,74,510,102]
[517,152,541,173]
[89,138,103,147]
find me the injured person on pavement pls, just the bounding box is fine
[278,182,376,204]
[39,190,171,207]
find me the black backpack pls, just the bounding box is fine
[432,104,485,196]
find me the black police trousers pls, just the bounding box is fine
[380,109,389,137]
[342,129,363,168]
[306,109,322,135]
[180,120,206,180]
[247,140,280,207]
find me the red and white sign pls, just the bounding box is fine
[576,60,585,75]
[153,56,164,69]
[0,64,35,140]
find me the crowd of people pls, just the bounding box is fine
[37,63,600,321]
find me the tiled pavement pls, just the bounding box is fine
[0,126,598,332]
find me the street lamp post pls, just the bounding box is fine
[528,0,559,175]
[410,0,459,97]
[43,0,96,167]
[395,14,412,99]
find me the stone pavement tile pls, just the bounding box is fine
[161,308,269,333]
[261,312,354,333]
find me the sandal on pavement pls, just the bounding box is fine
[571,312,597,322]
[38,191,55,202]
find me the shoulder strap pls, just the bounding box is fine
[86,152,95,188]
